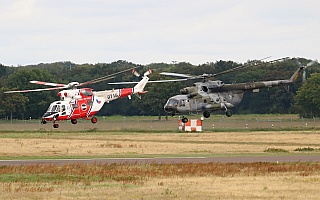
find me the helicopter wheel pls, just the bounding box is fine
[53,123,59,128]
[71,119,77,124]
[182,116,188,123]
[41,119,47,124]
[203,111,211,118]
[226,110,233,117]
[91,117,98,124]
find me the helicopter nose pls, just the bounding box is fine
[164,104,175,113]
[42,112,51,118]
[164,105,172,112]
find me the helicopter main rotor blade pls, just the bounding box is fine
[159,72,194,78]
[160,57,289,81]
[108,78,189,85]
[79,76,116,86]
[30,81,67,87]
[78,67,139,87]
[212,57,289,77]
[4,86,65,93]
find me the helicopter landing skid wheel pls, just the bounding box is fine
[226,110,233,117]
[203,110,211,118]
[91,117,98,124]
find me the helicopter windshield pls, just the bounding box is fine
[167,99,179,107]
[46,103,62,113]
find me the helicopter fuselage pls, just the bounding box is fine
[164,90,244,116]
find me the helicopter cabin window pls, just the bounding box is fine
[81,89,93,96]
[50,105,60,112]
[201,86,208,92]
[179,100,185,107]
[62,105,66,112]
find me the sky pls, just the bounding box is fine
[0,0,319,66]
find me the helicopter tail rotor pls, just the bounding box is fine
[144,69,152,77]
[295,59,317,83]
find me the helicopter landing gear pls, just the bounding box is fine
[91,117,98,124]
[203,110,211,118]
[53,122,59,128]
[181,116,188,123]
[226,110,233,117]
[41,119,47,124]
[71,119,77,124]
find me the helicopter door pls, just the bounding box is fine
[187,99,198,114]
[60,103,71,117]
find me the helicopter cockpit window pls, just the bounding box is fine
[168,99,179,107]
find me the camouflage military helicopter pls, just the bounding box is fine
[161,58,317,123]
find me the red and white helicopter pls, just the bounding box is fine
[5,68,152,128]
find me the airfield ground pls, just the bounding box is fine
[0,115,320,199]
[1,114,319,131]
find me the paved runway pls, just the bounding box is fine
[1,155,320,166]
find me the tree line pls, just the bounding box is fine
[0,58,319,119]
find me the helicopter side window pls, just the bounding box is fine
[179,100,186,107]
[81,89,93,96]
[201,86,208,92]
[62,105,66,112]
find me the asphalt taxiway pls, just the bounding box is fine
[1,155,320,166]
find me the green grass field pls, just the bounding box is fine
[1,114,319,132]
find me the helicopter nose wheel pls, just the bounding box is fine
[71,119,77,124]
[53,123,59,128]
[226,110,233,117]
[41,119,47,124]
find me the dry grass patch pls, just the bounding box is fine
[1,131,320,157]
[0,162,320,199]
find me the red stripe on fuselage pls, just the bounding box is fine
[120,88,133,98]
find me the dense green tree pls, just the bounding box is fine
[0,87,29,119]
[294,73,320,118]
[6,68,58,118]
